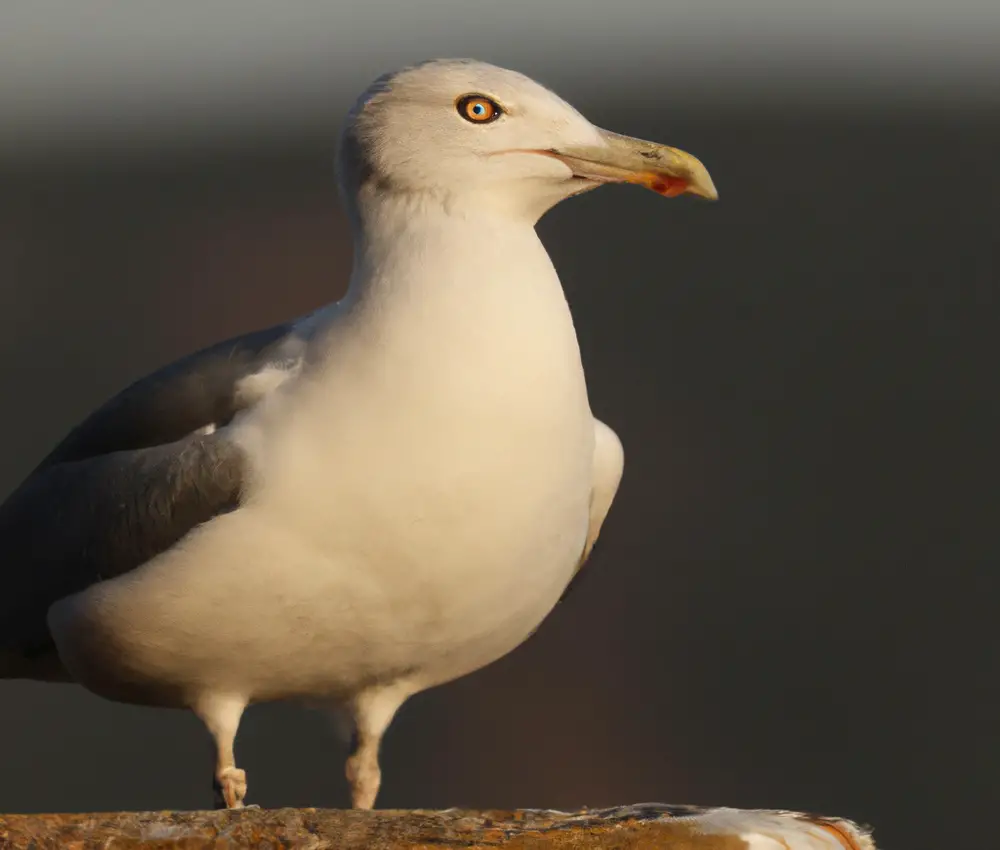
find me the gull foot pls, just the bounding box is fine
[213,766,248,809]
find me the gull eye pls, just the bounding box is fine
[456,94,502,124]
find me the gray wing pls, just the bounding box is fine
[0,321,302,658]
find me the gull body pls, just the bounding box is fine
[0,59,715,808]
[55,199,597,713]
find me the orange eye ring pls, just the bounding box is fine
[456,94,503,124]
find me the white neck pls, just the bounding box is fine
[314,188,588,413]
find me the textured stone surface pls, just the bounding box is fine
[0,804,876,849]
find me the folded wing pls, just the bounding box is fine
[0,321,304,664]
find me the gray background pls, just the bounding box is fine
[1,4,998,850]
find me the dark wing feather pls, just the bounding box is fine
[39,322,295,468]
[0,433,244,653]
[0,321,301,657]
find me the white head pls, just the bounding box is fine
[338,59,716,222]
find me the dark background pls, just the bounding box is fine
[1,13,998,850]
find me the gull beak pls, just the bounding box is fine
[546,128,718,200]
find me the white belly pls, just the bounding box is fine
[51,419,592,706]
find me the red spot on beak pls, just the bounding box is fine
[650,175,690,197]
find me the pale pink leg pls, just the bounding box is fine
[193,694,248,809]
[344,685,410,809]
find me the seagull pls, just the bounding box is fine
[0,59,716,810]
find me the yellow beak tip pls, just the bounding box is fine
[692,181,719,201]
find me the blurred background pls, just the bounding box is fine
[1,2,998,848]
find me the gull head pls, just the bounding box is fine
[338,59,717,221]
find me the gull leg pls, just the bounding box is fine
[344,684,410,809]
[193,694,248,809]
